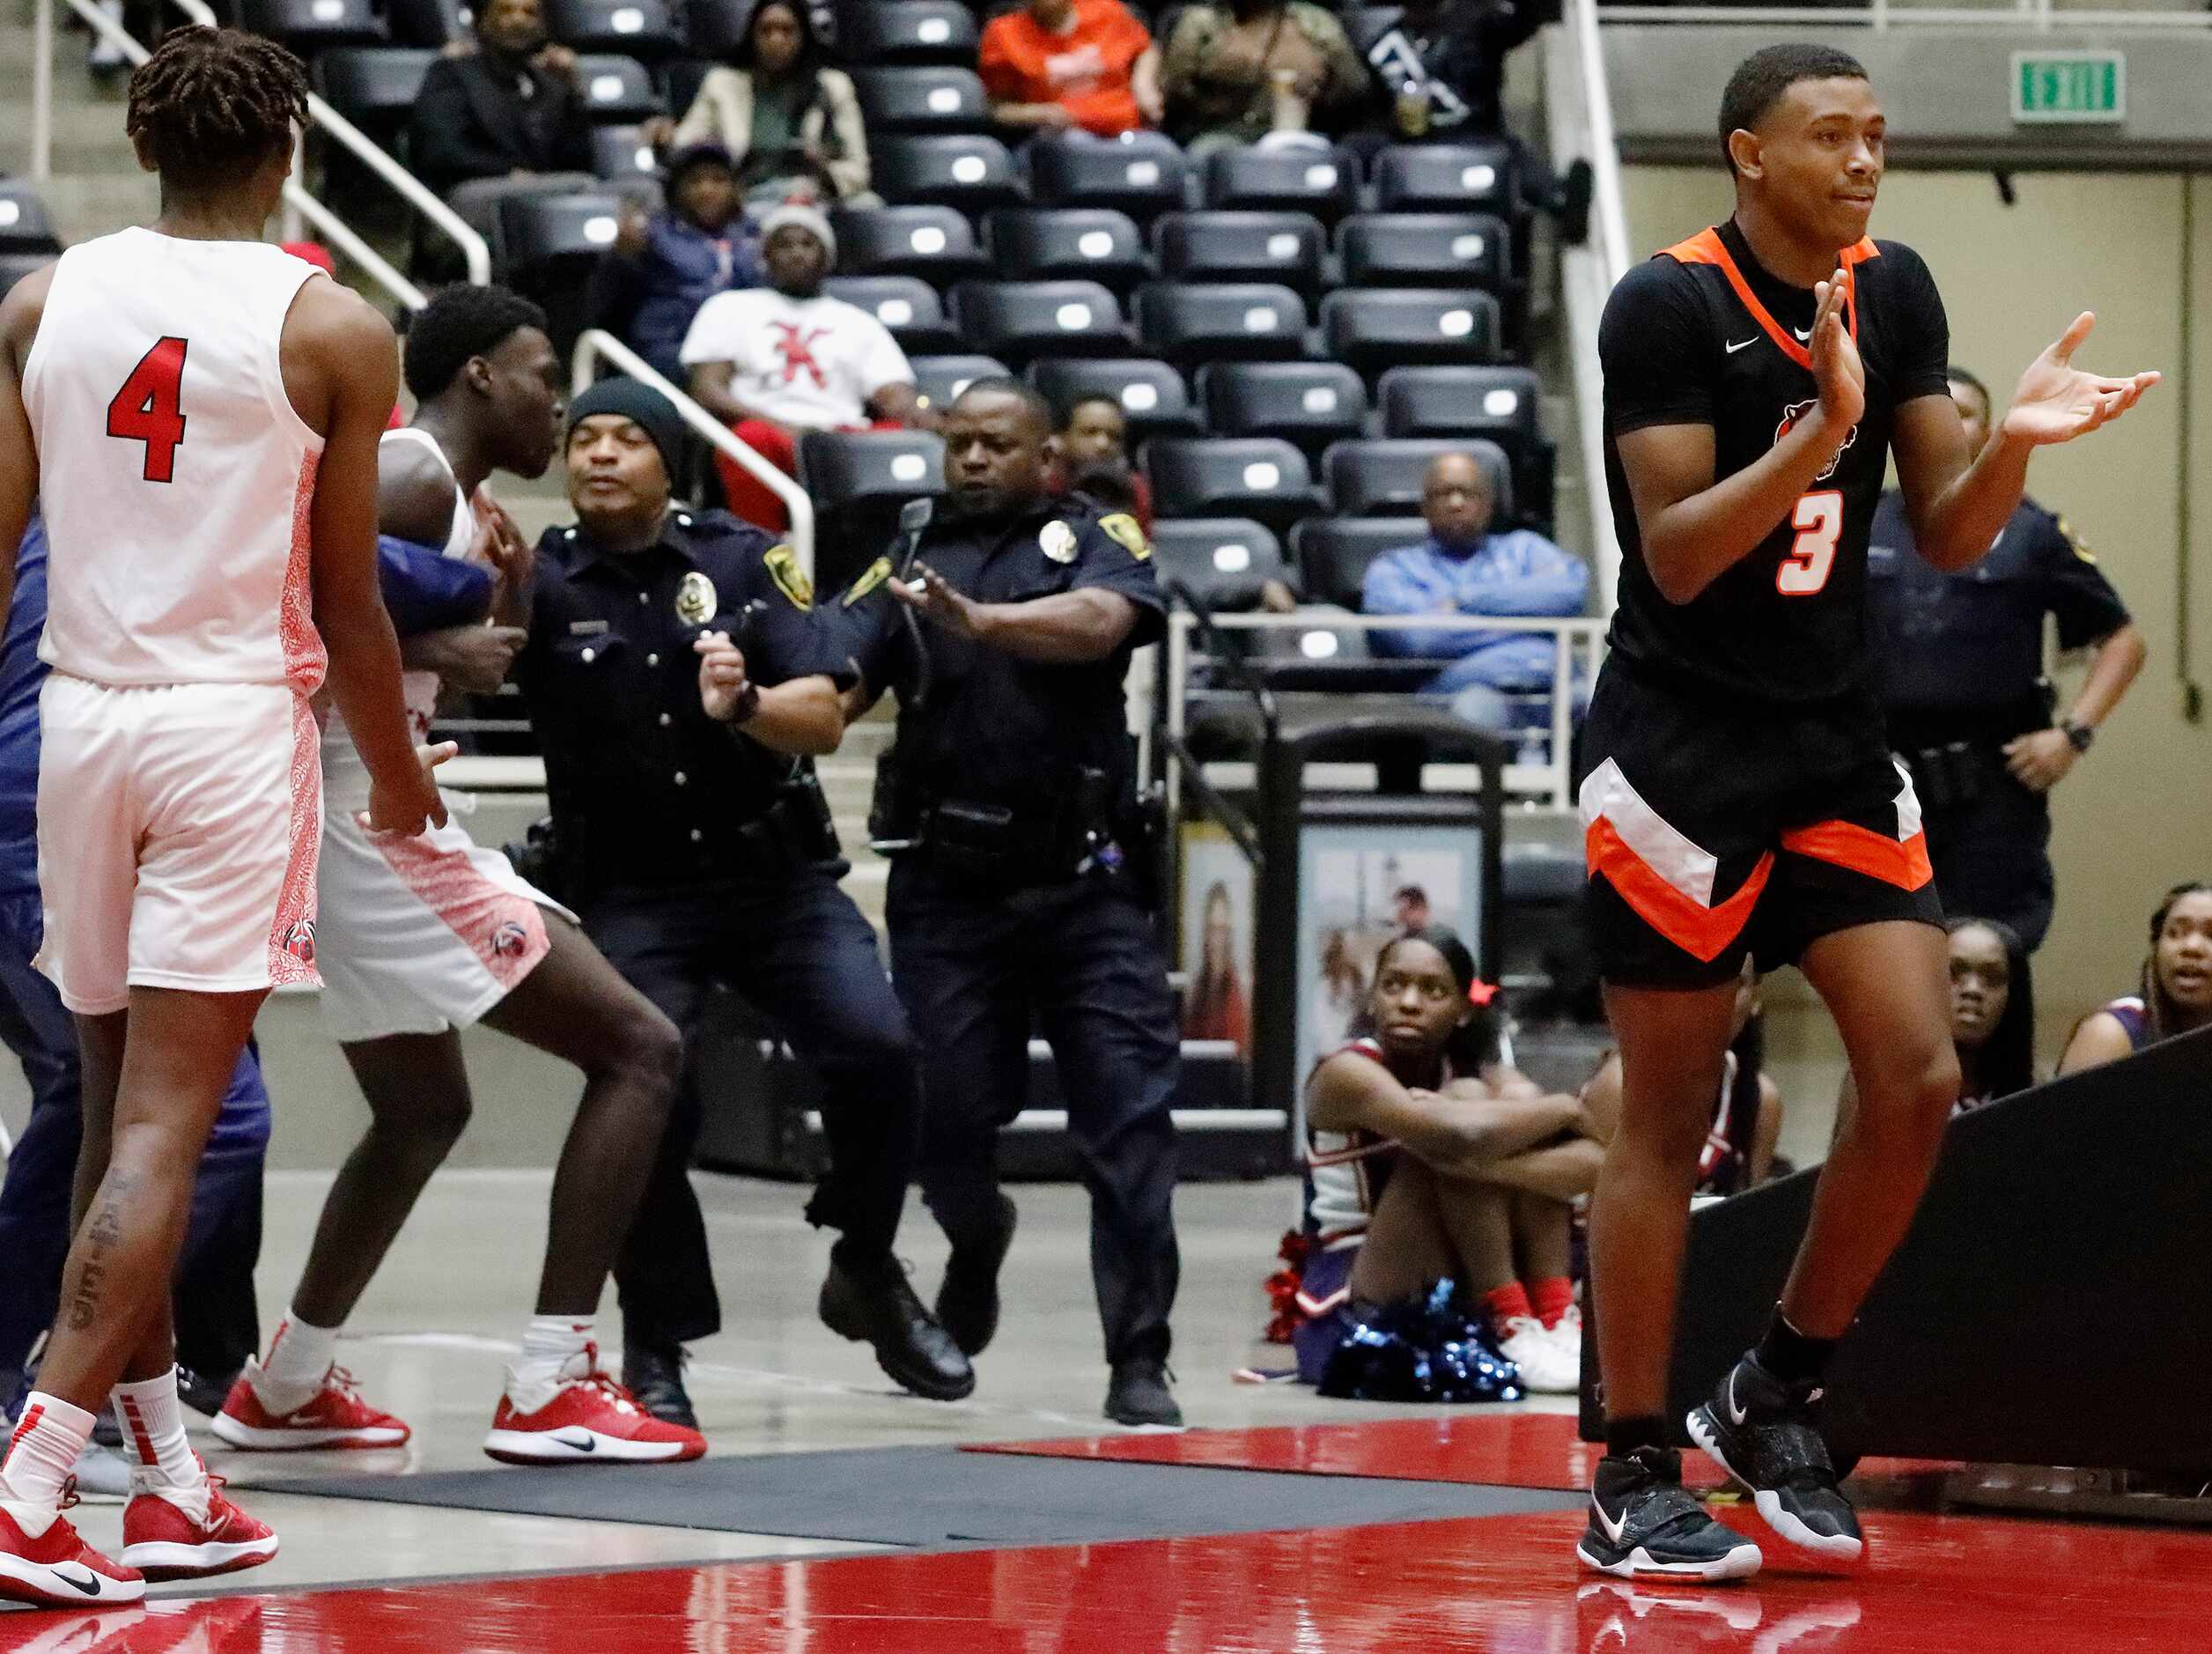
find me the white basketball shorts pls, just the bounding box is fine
[34,675,321,1015]
[313,735,570,1043]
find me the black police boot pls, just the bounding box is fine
[934,1194,1018,1358]
[1103,1356,1182,1429]
[821,1250,977,1402]
[621,1340,699,1430]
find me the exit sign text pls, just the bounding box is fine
[2011,51,2126,124]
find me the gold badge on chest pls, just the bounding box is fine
[675,571,718,626]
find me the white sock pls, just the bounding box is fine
[254,1308,341,1411]
[509,1317,594,1399]
[112,1370,204,1508]
[1,1392,99,1525]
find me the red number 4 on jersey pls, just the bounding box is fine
[107,336,190,484]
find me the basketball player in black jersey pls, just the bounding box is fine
[1575,43,2157,1581]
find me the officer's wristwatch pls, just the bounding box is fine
[726,681,763,727]
[2061,720,2095,755]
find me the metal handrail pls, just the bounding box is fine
[164,0,491,285]
[571,329,817,575]
[41,0,429,309]
[1166,610,1610,812]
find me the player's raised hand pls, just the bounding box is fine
[2002,313,2160,446]
[1810,269,1865,431]
[360,741,456,835]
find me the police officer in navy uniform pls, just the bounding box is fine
[1868,366,2146,951]
[833,379,1183,1429]
[512,380,972,1422]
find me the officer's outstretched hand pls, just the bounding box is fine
[2001,314,2160,446]
[695,630,754,722]
[888,562,981,639]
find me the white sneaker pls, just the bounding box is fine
[1548,1303,1585,1360]
[1498,1315,1580,1393]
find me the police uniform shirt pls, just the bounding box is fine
[515,507,847,879]
[1867,489,2130,739]
[837,496,1165,816]
[1598,218,1951,705]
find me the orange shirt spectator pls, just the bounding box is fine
[979,0,1162,137]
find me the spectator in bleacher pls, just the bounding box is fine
[979,0,1163,137]
[1942,918,2037,1108]
[1049,395,1155,533]
[680,201,926,530]
[2058,882,2212,1074]
[603,142,764,387]
[1294,926,1597,1394]
[1159,0,1371,156]
[1361,453,1589,740]
[409,0,594,212]
[662,0,873,204]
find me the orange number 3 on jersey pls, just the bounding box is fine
[107,336,190,484]
[1777,489,1841,596]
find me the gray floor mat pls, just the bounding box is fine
[259,1444,1577,1549]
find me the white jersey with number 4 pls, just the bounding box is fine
[21,225,328,692]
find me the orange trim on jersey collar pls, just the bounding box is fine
[1659,227,1880,371]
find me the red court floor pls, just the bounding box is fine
[5,1418,2207,1651]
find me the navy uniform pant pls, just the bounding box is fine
[0,891,269,1414]
[1921,758,2055,952]
[583,866,920,1350]
[887,860,1181,1367]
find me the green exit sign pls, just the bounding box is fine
[2011,51,2126,124]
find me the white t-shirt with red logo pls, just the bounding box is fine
[677,287,914,430]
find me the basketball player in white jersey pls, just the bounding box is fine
[0,27,446,1606]
[216,285,704,1466]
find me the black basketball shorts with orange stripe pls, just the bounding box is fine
[1576,657,1945,990]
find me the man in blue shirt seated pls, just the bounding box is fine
[1361,453,1590,740]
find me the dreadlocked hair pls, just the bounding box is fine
[127,26,307,195]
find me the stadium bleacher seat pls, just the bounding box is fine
[589,125,662,186]
[822,275,963,355]
[986,209,1149,294]
[314,47,435,150]
[1154,210,1324,303]
[0,184,63,255]
[1291,515,1426,609]
[850,66,992,135]
[1026,131,1191,221]
[1320,287,1500,376]
[1150,517,1289,609]
[242,0,385,53]
[1373,142,1516,216]
[574,55,661,122]
[799,427,947,590]
[1201,145,1359,226]
[496,187,627,350]
[908,355,1011,416]
[0,253,50,302]
[1147,438,1320,534]
[1378,364,1543,452]
[1324,437,1513,520]
[1134,282,1306,367]
[1196,361,1366,459]
[949,280,1127,366]
[1339,213,1508,292]
[679,0,748,58]
[549,0,682,56]
[837,0,979,64]
[383,0,465,46]
[874,135,1021,212]
[831,205,989,286]
[1028,358,1201,442]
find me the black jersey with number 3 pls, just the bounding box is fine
[1599,218,1951,705]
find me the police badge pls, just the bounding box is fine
[675,571,718,625]
[1040,520,1078,564]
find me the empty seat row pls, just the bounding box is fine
[1148,516,1432,616]
[249,0,986,60]
[827,206,1510,305]
[315,48,664,131]
[0,183,63,257]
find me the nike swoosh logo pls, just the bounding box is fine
[556,1430,598,1453]
[50,1563,104,1596]
[1794,327,1812,341]
[1727,1369,1749,1427]
[1726,337,1756,354]
[1590,1491,1628,1546]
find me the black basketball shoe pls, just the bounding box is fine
[1686,1354,1864,1562]
[1577,1447,1763,1582]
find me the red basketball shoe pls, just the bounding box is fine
[483,1348,707,1466]
[0,1483,144,1607]
[120,1465,279,1581]
[212,1363,410,1451]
